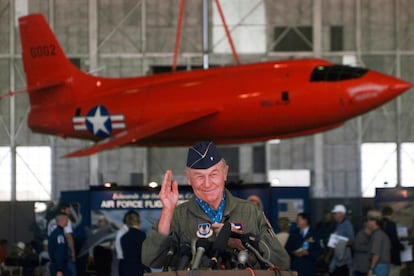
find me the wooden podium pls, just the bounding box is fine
[145,270,297,276]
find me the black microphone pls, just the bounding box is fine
[191,239,211,270]
[230,232,275,269]
[210,222,232,269]
[162,240,177,271]
[176,243,192,270]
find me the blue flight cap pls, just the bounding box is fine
[186,141,222,169]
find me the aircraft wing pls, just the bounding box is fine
[78,223,118,257]
[64,108,219,157]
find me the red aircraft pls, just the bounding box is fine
[17,13,412,157]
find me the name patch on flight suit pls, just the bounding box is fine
[230,222,245,234]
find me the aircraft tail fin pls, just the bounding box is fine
[18,14,82,93]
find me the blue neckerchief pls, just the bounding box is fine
[195,192,226,223]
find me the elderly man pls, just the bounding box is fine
[367,209,391,276]
[328,204,354,276]
[142,141,290,270]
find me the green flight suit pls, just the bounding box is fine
[142,189,290,270]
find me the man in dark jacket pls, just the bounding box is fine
[381,206,404,276]
[286,212,322,276]
[48,213,70,276]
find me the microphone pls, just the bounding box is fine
[237,249,249,269]
[210,222,232,269]
[230,232,275,269]
[191,239,211,270]
[176,243,192,270]
[162,240,177,271]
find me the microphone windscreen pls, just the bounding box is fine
[238,249,248,264]
[176,243,192,270]
[196,238,211,250]
[192,239,211,270]
[212,222,231,251]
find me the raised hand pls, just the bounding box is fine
[157,170,179,235]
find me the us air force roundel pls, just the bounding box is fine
[72,105,126,138]
[197,222,213,238]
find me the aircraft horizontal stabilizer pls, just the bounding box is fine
[27,79,65,93]
[64,108,219,157]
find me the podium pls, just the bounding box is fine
[145,270,297,276]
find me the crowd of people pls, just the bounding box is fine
[280,203,414,276]
[1,141,414,276]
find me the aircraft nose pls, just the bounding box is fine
[389,79,414,94]
[344,71,413,110]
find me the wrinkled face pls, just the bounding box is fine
[186,160,228,209]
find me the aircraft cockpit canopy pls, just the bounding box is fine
[310,65,368,82]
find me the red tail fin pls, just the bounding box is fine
[18,13,95,110]
[18,14,79,89]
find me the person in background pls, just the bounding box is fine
[48,213,70,276]
[406,217,414,275]
[276,217,290,247]
[286,212,322,276]
[381,205,404,276]
[0,239,8,265]
[0,239,7,275]
[367,209,391,276]
[142,141,290,270]
[48,202,77,276]
[92,216,112,276]
[247,194,277,238]
[38,239,50,276]
[315,211,336,274]
[316,210,336,249]
[21,242,39,276]
[246,195,264,211]
[115,210,136,276]
[352,221,372,276]
[329,204,355,276]
[120,211,149,276]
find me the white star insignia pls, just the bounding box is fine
[86,107,110,135]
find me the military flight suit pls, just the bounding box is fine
[142,189,290,270]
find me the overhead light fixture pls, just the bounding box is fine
[103,182,117,188]
[271,178,280,186]
[148,181,159,189]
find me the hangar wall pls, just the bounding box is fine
[1,0,414,200]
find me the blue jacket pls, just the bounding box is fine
[48,225,69,274]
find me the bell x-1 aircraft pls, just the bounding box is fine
[16,13,413,157]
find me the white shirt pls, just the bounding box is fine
[301,226,309,238]
[115,224,128,259]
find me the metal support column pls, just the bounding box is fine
[9,0,16,243]
[312,0,325,198]
[394,0,402,187]
[88,0,100,185]
[202,0,209,69]
[355,0,363,196]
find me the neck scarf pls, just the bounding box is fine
[195,192,226,223]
